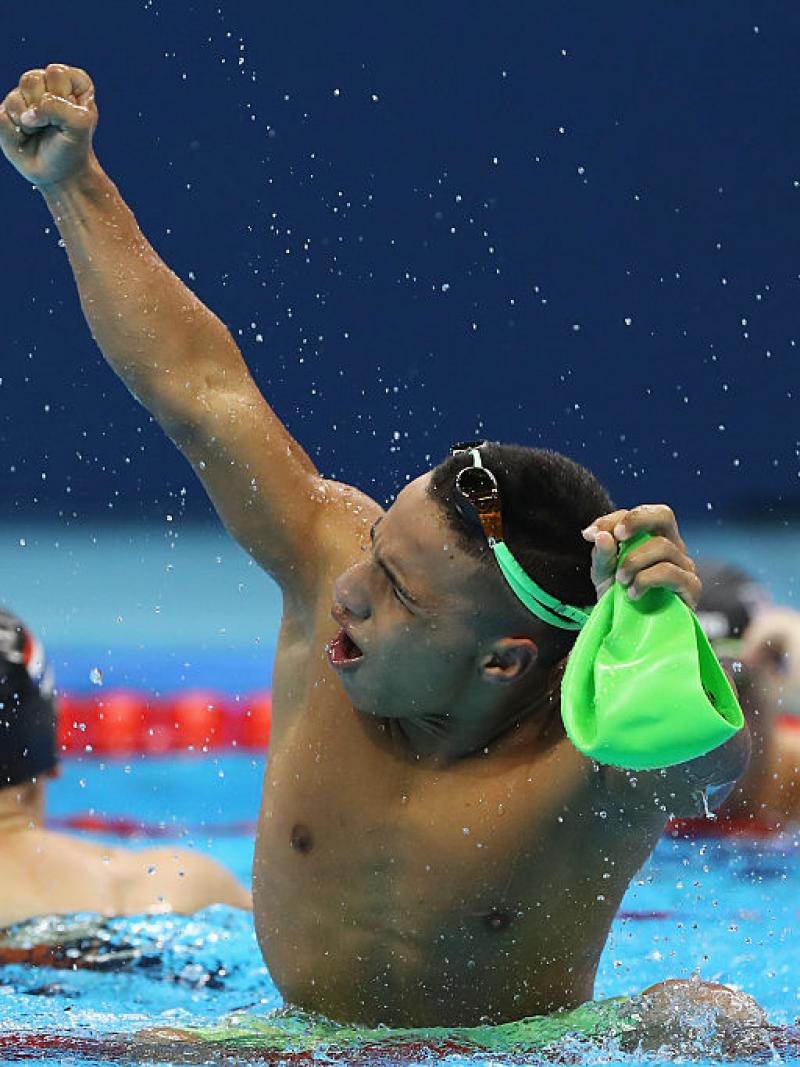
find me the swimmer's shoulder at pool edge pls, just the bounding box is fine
[0,606,251,926]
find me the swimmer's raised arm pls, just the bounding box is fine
[0,64,376,609]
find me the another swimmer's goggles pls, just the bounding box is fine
[451,442,591,631]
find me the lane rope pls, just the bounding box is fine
[56,689,271,755]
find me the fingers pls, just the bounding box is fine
[582,503,698,606]
[615,536,693,586]
[4,64,96,131]
[0,88,33,145]
[64,67,95,107]
[19,64,91,106]
[22,91,94,133]
[19,69,46,109]
[589,529,619,598]
[0,104,21,155]
[617,540,701,608]
[42,64,75,101]
[584,504,685,552]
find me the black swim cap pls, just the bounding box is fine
[0,608,58,788]
[696,561,770,642]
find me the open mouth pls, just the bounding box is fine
[326,627,364,670]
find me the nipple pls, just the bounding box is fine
[290,823,313,853]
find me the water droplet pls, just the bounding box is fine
[700,790,717,821]
[89,667,104,686]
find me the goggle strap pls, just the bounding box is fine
[462,447,591,631]
[492,542,590,631]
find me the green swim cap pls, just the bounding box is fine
[561,533,744,771]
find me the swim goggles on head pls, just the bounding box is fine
[450,442,591,631]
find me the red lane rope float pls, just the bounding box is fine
[666,814,779,839]
[46,808,782,842]
[46,815,258,839]
[56,689,271,756]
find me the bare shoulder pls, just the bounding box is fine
[313,481,384,569]
[113,846,251,915]
[272,481,384,635]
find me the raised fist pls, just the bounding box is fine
[0,63,97,189]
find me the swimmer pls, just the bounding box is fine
[696,561,800,825]
[0,606,251,926]
[0,65,753,1027]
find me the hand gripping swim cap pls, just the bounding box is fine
[560,534,744,771]
[0,608,58,788]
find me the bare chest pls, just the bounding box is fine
[255,619,663,1023]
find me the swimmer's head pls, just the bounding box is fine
[0,609,58,789]
[330,444,611,730]
[428,443,611,658]
[695,561,770,643]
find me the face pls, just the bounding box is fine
[328,473,499,720]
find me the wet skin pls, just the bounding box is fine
[254,478,670,1027]
[0,63,748,1027]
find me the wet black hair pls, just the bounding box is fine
[0,608,58,788]
[427,443,613,662]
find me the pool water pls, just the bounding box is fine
[1,754,799,1065]
[1,521,799,1063]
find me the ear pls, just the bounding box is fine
[480,637,538,685]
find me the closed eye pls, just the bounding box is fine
[370,517,417,610]
[391,583,414,610]
[380,562,414,611]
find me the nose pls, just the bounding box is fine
[333,562,372,621]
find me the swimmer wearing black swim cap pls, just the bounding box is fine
[0,608,58,788]
[0,606,250,926]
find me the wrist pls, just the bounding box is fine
[38,152,108,207]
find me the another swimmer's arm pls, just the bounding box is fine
[0,65,378,606]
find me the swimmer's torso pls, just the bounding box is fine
[254,589,668,1028]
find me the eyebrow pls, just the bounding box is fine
[369,518,420,605]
